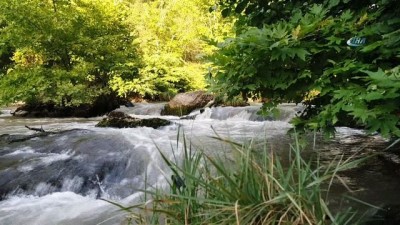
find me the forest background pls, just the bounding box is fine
[0,0,399,137]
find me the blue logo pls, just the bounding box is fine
[347,37,366,47]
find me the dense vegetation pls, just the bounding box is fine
[1,1,398,223]
[212,0,400,137]
[0,0,399,136]
[109,0,232,100]
[0,0,138,107]
[0,0,230,108]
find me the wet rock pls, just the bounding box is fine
[96,111,171,129]
[180,114,197,120]
[12,110,29,117]
[162,91,214,116]
[124,101,134,107]
[12,94,124,118]
[107,111,128,119]
[0,129,89,146]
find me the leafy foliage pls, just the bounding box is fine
[0,0,232,108]
[0,0,140,107]
[109,0,233,100]
[212,0,400,137]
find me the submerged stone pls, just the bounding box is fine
[96,111,171,129]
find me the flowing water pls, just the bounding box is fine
[0,103,399,224]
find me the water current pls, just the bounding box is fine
[0,103,399,224]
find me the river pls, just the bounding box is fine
[0,103,399,224]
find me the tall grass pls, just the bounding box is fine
[109,132,366,225]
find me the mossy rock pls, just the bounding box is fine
[96,111,171,129]
[161,105,194,117]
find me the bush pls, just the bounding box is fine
[211,0,400,137]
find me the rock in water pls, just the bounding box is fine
[96,111,171,129]
[124,101,134,107]
[162,91,214,116]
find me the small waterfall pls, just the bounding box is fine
[0,103,297,225]
[0,128,183,200]
[0,125,185,225]
[1,103,399,224]
[0,110,12,118]
[114,103,167,116]
[193,103,302,122]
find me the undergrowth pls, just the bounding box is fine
[105,131,368,225]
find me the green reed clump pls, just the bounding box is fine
[113,133,365,225]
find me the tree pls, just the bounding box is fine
[109,0,233,100]
[212,0,400,137]
[0,13,13,76]
[0,0,140,107]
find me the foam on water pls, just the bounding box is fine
[17,151,72,172]
[0,110,12,118]
[0,126,178,224]
[3,146,36,156]
[0,192,125,225]
[2,103,385,225]
[115,103,166,116]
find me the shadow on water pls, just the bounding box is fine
[243,127,400,223]
[304,130,400,224]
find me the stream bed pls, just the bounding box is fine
[0,103,399,224]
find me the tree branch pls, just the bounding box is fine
[25,125,45,133]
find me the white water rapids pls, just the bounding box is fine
[0,103,399,224]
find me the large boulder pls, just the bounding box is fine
[161,91,214,116]
[96,111,171,129]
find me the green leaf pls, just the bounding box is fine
[328,0,340,8]
[361,41,382,53]
[364,91,385,101]
[235,1,248,14]
[293,48,309,61]
[221,8,231,18]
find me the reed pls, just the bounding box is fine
[109,132,366,225]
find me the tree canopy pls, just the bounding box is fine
[0,0,231,106]
[211,0,400,137]
[0,0,139,106]
[109,0,232,100]
[0,0,399,137]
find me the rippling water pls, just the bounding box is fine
[0,103,398,224]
